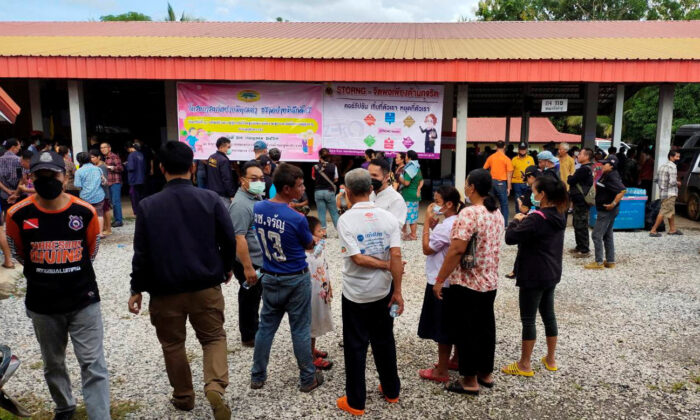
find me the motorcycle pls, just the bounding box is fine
[0,345,31,417]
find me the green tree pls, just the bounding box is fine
[165,2,204,22]
[100,11,152,21]
[647,0,700,20]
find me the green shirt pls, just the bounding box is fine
[401,169,423,202]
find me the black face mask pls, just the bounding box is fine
[371,178,383,193]
[34,176,63,200]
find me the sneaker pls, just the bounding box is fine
[206,390,231,420]
[584,261,605,270]
[53,409,76,420]
[300,371,324,393]
[649,232,662,237]
[337,396,365,416]
[250,380,265,390]
[111,221,124,228]
[169,398,195,411]
[574,250,590,258]
[568,248,581,255]
[603,261,616,268]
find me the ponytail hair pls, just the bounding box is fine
[436,185,464,214]
[466,169,499,213]
[533,176,569,214]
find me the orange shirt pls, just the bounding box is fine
[483,151,514,181]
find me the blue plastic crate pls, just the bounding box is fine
[589,196,647,230]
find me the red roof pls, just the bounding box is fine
[0,87,20,124]
[450,117,604,144]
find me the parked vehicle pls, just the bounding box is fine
[595,139,632,154]
[677,146,700,221]
[674,124,700,148]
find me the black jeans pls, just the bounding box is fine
[448,286,497,377]
[232,260,263,343]
[519,286,558,341]
[342,292,400,410]
[572,205,590,253]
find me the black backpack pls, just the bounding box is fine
[644,199,665,232]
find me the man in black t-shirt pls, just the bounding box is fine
[6,151,109,420]
[568,148,595,257]
[311,148,339,230]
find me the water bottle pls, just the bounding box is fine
[242,269,263,290]
[313,239,326,257]
[389,303,400,318]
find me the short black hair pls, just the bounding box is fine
[89,149,101,159]
[668,150,680,160]
[57,145,70,157]
[3,139,19,149]
[268,148,281,161]
[241,160,263,177]
[76,152,91,165]
[369,158,390,174]
[20,150,33,160]
[159,141,193,175]
[496,140,505,149]
[216,137,231,148]
[306,215,321,233]
[273,163,304,192]
[364,148,375,158]
[126,141,140,151]
[407,150,418,161]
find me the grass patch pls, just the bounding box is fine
[14,287,26,298]
[29,360,43,370]
[0,397,140,420]
[691,374,700,385]
[647,384,659,391]
[669,382,686,393]
[572,382,583,391]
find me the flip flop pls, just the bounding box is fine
[433,361,459,371]
[444,380,479,395]
[377,385,399,403]
[477,377,494,388]
[501,362,534,377]
[668,230,684,236]
[541,357,558,372]
[419,368,449,383]
[649,232,662,237]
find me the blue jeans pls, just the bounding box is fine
[592,206,619,264]
[251,271,315,387]
[27,303,110,418]
[492,180,509,225]
[314,189,339,229]
[109,183,123,223]
[512,183,528,205]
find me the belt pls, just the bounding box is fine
[260,267,309,277]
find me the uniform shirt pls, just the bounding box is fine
[206,151,237,198]
[657,160,678,199]
[425,215,457,286]
[229,188,263,267]
[483,150,514,181]
[6,195,101,314]
[0,151,21,199]
[370,185,407,228]
[254,200,313,274]
[511,154,535,184]
[74,163,105,204]
[338,202,401,304]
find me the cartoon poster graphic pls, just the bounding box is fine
[322,83,444,159]
[177,82,323,161]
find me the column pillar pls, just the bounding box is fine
[612,84,625,149]
[581,83,599,150]
[519,113,530,146]
[67,80,87,155]
[28,80,44,133]
[165,81,178,143]
[455,85,468,196]
[440,84,455,178]
[505,116,511,146]
[652,84,675,200]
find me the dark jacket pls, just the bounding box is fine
[505,206,566,289]
[131,179,236,296]
[567,163,593,207]
[595,169,626,212]
[542,167,561,181]
[126,150,146,186]
[206,151,237,198]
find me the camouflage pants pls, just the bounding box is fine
[573,205,590,253]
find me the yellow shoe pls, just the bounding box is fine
[603,261,616,268]
[541,357,558,372]
[501,362,534,377]
[584,261,604,269]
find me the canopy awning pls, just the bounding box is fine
[0,86,20,124]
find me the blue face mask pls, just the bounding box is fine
[531,192,541,207]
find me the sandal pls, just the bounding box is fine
[541,357,558,372]
[501,362,534,377]
[433,361,459,371]
[419,368,449,383]
[313,348,328,359]
[477,377,494,388]
[2,263,15,269]
[377,385,399,403]
[313,357,333,370]
[668,230,683,236]
[445,380,479,395]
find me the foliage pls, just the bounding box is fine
[165,2,204,22]
[99,12,152,21]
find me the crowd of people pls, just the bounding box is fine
[0,131,687,420]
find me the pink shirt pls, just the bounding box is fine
[448,205,504,292]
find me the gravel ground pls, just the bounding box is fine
[1,220,699,419]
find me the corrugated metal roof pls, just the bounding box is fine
[0,21,698,39]
[0,35,698,60]
[0,86,21,124]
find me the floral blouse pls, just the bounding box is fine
[448,204,504,292]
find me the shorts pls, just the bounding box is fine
[660,196,676,218]
[92,200,105,217]
[103,198,112,212]
[406,201,419,224]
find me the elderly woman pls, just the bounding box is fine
[433,169,504,395]
[502,176,568,376]
[398,150,423,240]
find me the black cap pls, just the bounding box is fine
[523,165,539,178]
[600,155,619,169]
[518,142,528,150]
[258,155,272,166]
[30,151,65,173]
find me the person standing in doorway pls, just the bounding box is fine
[251,163,324,393]
[7,150,110,420]
[229,160,265,348]
[128,141,235,420]
[125,142,146,216]
[89,150,113,237]
[558,143,576,189]
[483,141,513,225]
[567,148,594,257]
[206,137,237,206]
[511,143,535,205]
[650,150,683,237]
[101,142,124,228]
[312,148,340,230]
[585,155,626,270]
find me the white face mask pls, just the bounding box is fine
[247,181,265,195]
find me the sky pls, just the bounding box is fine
[0,0,480,22]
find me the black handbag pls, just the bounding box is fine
[460,233,478,270]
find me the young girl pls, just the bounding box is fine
[306,216,334,370]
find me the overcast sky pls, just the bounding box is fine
[0,0,480,22]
